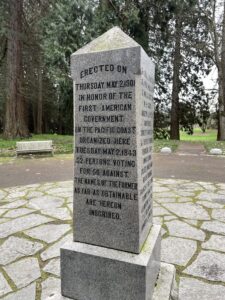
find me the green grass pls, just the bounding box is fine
[153,139,180,153]
[0,129,225,157]
[0,134,73,156]
[203,141,225,155]
[154,128,225,155]
[180,128,225,154]
[180,128,217,142]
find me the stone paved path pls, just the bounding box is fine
[0,179,225,299]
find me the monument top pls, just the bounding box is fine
[72,26,140,56]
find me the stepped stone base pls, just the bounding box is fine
[46,262,178,300]
[61,225,161,300]
[153,263,179,300]
[44,257,178,299]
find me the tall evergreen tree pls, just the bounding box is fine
[222,1,225,140]
[4,0,29,138]
[168,0,212,139]
[199,0,225,140]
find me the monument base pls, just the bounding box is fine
[153,263,178,300]
[61,225,161,300]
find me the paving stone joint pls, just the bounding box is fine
[0,179,224,299]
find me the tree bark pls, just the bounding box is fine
[37,58,43,134]
[218,2,225,140]
[4,0,29,139]
[170,16,182,140]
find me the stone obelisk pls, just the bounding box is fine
[61,27,161,300]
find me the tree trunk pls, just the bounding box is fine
[58,104,63,134]
[37,59,43,134]
[4,0,29,139]
[218,2,225,141]
[170,17,182,140]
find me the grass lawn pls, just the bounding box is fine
[180,128,225,155]
[203,141,225,155]
[0,129,225,157]
[180,128,217,141]
[0,134,73,156]
[153,139,180,153]
[154,128,225,154]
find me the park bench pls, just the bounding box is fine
[16,140,53,156]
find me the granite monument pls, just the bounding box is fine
[61,27,161,300]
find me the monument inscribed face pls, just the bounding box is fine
[61,27,161,300]
[72,27,155,253]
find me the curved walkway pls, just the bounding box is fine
[0,152,225,189]
[0,179,225,299]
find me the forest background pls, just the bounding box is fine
[0,0,225,141]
